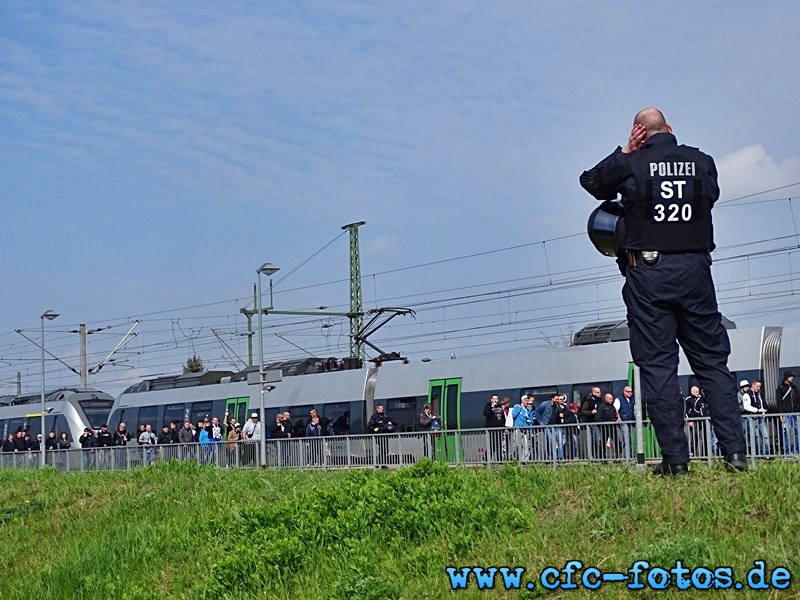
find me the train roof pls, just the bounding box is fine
[122,370,235,393]
[230,357,341,381]
[572,320,630,345]
[4,388,113,406]
[572,316,736,346]
[122,358,350,394]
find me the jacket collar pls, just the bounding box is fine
[642,132,677,148]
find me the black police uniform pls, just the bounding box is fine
[580,132,746,467]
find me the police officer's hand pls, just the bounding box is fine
[622,123,646,154]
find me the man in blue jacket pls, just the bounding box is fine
[536,394,566,460]
[614,386,636,459]
[511,395,534,461]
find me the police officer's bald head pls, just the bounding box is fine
[634,108,671,139]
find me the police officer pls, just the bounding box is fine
[580,108,746,474]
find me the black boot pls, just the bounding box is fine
[652,462,689,476]
[724,452,748,472]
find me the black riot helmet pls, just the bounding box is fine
[587,200,626,257]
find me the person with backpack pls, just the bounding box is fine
[418,403,440,461]
[418,404,439,431]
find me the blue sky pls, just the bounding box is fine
[2,1,800,395]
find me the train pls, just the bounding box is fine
[0,388,116,443]
[1,320,794,449]
[104,320,793,437]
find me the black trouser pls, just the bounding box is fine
[622,252,745,464]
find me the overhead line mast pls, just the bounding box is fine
[240,221,367,366]
[343,221,366,362]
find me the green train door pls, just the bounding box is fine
[428,378,463,463]
[628,362,661,459]
[225,397,250,428]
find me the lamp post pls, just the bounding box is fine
[257,263,280,467]
[40,310,59,468]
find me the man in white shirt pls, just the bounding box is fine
[241,412,261,465]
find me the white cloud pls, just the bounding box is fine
[363,235,400,259]
[717,145,800,200]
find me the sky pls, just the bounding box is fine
[2,1,800,396]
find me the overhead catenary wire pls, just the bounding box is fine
[4,182,800,393]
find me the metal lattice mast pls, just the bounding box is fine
[342,221,366,360]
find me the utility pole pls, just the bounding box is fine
[243,284,256,366]
[342,221,366,361]
[17,321,140,389]
[239,222,367,364]
[80,324,87,387]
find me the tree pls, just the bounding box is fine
[183,354,204,373]
[539,323,577,348]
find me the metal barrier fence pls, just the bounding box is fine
[2,414,799,472]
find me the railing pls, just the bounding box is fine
[2,414,798,472]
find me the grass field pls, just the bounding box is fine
[0,460,798,599]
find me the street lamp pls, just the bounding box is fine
[257,262,280,467]
[40,309,59,468]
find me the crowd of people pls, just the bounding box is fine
[479,388,636,461]
[3,373,800,470]
[477,370,800,463]
[0,408,352,469]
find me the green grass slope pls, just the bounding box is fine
[0,460,797,599]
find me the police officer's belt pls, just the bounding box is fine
[626,249,708,268]
[625,250,660,267]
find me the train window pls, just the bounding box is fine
[0,420,5,439]
[518,386,558,408]
[107,410,119,431]
[138,406,158,430]
[23,417,40,438]
[164,404,186,428]
[79,399,114,430]
[386,397,418,433]
[8,418,25,435]
[429,386,442,416]
[571,382,611,407]
[282,405,314,437]
[118,409,137,432]
[190,402,214,424]
[55,415,69,438]
[323,403,350,435]
[226,399,248,427]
